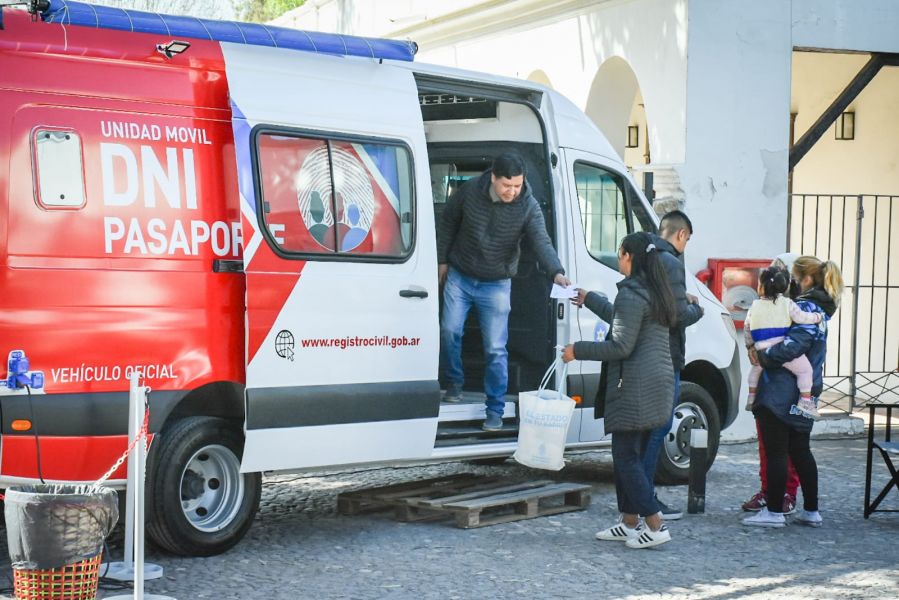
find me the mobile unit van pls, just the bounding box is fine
[0,1,741,556]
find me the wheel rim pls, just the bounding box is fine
[663,401,709,468]
[179,444,244,533]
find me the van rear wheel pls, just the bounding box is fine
[654,382,721,485]
[146,417,261,556]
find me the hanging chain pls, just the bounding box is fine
[93,387,152,487]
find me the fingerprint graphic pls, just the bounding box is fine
[297,145,374,251]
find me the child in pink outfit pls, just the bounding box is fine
[744,266,823,419]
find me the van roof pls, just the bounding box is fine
[37,0,416,62]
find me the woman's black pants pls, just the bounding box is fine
[756,406,818,513]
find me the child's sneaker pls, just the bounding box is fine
[625,524,671,549]
[742,508,786,528]
[794,510,823,527]
[595,517,642,541]
[796,397,820,420]
[741,491,767,512]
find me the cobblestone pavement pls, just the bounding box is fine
[3,435,899,599]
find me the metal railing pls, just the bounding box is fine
[789,194,899,412]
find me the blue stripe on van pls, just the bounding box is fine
[41,0,417,62]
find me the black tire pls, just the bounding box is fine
[654,381,721,485]
[146,417,261,556]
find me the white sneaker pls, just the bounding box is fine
[794,510,823,527]
[742,507,786,528]
[595,519,643,541]
[625,524,671,549]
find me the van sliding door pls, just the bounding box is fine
[222,45,440,471]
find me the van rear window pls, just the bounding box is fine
[255,132,414,260]
[33,129,86,209]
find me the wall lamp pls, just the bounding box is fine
[156,40,191,59]
[835,111,855,140]
[626,125,639,148]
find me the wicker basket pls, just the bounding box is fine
[12,553,102,600]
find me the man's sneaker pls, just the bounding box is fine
[625,524,671,549]
[656,497,683,521]
[794,510,823,527]
[595,518,643,541]
[741,491,767,512]
[443,385,464,403]
[742,508,786,528]
[782,493,797,515]
[482,412,503,431]
[796,397,820,420]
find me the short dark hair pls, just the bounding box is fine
[491,153,526,179]
[660,210,693,236]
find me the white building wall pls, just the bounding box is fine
[792,0,899,53]
[679,0,792,273]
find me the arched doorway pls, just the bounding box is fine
[526,69,553,89]
[584,56,648,167]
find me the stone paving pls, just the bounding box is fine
[3,433,899,599]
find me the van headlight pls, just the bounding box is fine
[721,313,737,340]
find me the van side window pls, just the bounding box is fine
[33,129,86,209]
[629,191,656,233]
[574,162,627,260]
[256,132,414,260]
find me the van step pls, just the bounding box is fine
[438,393,517,423]
[337,475,591,528]
[436,423,518,439]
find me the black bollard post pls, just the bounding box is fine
[687,428,708,514]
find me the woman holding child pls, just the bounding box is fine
[743,256,844,528]
[562,231,677,549]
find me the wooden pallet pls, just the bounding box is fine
[336,474,501,517]
[337,475,591,528]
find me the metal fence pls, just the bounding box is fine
[789,194,899,411]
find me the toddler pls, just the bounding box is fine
[745,266,824,419]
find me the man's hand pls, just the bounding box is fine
[554,273,571,287]
[570,288,588,307]
[686,293,705,318]
[562,344,576,363]
[438,264,449,286]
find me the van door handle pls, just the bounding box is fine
[399,289,429,299]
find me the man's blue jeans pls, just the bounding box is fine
[643,370,681,488]
[440,267,511,417]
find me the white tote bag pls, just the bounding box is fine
[513,358,576,471]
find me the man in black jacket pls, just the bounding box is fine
[438,153,569,431]
[644,210,704,518]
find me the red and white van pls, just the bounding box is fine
[0,1,741,556]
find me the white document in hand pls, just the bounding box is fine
[550,283,577,299]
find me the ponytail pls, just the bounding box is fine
[619,232,677,327]
[758,266,790,301]
[822,260,845,306]
[793,256,845,305]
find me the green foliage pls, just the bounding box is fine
[238,0,306,23]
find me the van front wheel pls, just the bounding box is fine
[654,382,721,485]
[146,417,261,556]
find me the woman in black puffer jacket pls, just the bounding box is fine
[563,231,677,549]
